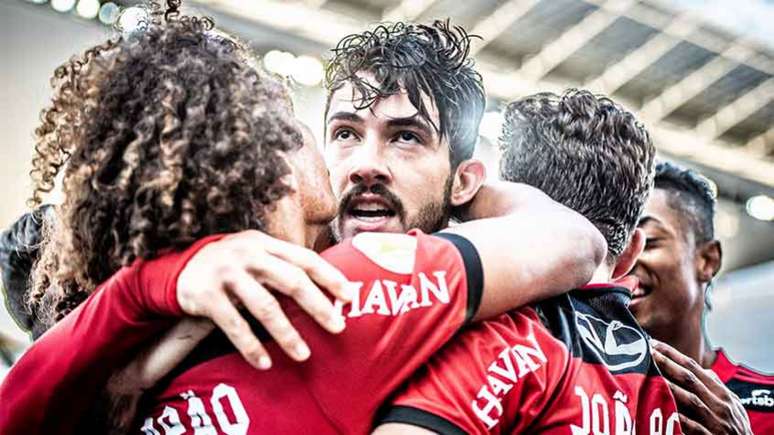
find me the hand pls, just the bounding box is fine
[651,339,752,435]
[102,318,215,433]
[177,230,353,370]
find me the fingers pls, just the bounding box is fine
[245,252,346,335]
[261,236,353,303]
[679,414,713,435]
[227,269,311,363]
[206,288,272,370]
[651,340,721,395]
[661,375,715,422]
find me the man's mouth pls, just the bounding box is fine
[349,201,397,221]
[344,195,399,231]
[631,283,652,301]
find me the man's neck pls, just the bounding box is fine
[661,324,717,369]
[587,263,614,285]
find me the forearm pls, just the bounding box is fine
[445,181,606,320]
[0,275,176,434]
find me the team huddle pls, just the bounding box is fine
[0,2,772,434]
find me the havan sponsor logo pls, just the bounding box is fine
[335,271,452,319]
[470,334,547,429]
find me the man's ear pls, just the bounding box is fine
[612,228,645,280]
[696,240,722,283]
[450,159,486,207]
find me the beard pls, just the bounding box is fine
[332,175,454,241]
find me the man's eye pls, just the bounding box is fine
[396,131,420,145]
[334,129,357,141]
[644,238,660,249]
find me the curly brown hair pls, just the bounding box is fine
[28,9,302,325]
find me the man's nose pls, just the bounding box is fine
[347,141,391,186]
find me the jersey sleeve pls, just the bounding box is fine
[378,309,568,434]
[0,235,222,434]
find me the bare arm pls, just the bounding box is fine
[447,181,606,320]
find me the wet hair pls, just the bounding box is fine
[27,7,302,325]
[654,161,716,244]
[325,20,485,167]
[499,89,655,258]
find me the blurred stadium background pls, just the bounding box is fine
[1,0,772,377]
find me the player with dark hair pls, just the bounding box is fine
[632,161,769,434]
[324,20,487,240]
[376,90,682,434]
[0,14,605,435]
[0,206,52,340]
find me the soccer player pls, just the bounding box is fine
[631,161,769,434]
[375,90,683,434]
[0,16,605,435]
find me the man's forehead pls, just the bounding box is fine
[639,189,683,236]
[327,79,440,127]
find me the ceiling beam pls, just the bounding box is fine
[518,0,637,82]
[468,0,538,55]
[583,0,774,76]
[640,44,753,121]
[383,0,440,22]
[584,14,696,94]
[743,126,774,157]
[695,78,774,139]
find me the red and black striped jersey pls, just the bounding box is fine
[381,280,683,434]
[711,349,774,435]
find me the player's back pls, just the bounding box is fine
[526,286,681,434]
[135,231,483,434]
[381,280,682,434]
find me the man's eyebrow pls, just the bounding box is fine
[326,111,364,125]
[638,216,659,227]
[385,115,436,137]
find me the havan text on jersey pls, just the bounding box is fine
[335,271,451,318]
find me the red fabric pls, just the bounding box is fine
[711,349,774,435]
[0,231,474,435]
[388,285,683,435]
[0,234,224,434]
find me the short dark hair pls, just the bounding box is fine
[654,161,716,244]
[324,20,485,167]
[499,89,655,258]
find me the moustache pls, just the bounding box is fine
[338,183,405,221]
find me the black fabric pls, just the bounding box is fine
[0,205,52,339]
[536,286,658,376]
[433,232,484,323]
[380,405,467,435]
[726,379,774,413]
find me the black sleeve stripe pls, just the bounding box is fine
[433,232,484,324]
[379,406,468,435]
